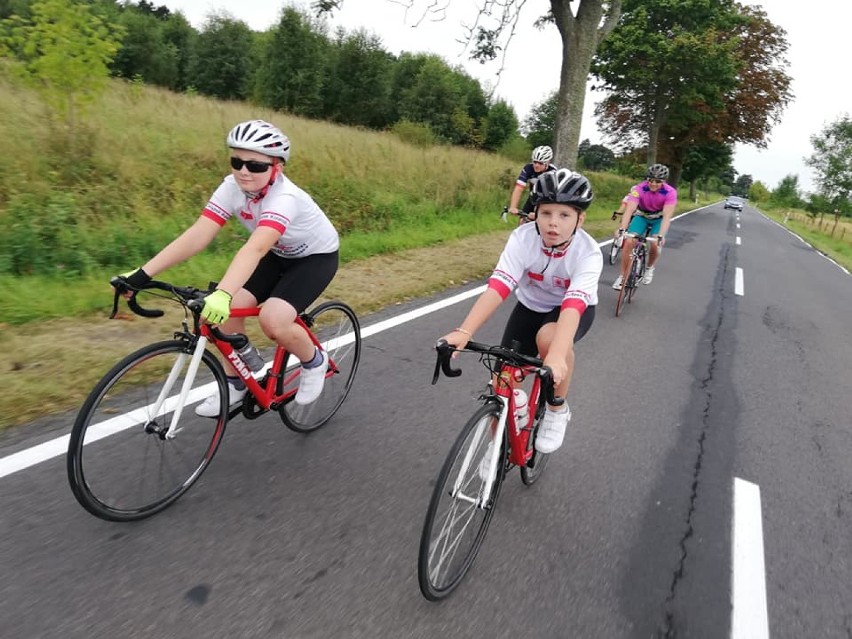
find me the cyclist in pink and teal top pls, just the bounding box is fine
[612,164,677,290]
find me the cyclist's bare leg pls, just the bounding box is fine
[258,298,315,362]
[648,242,661,268]
[535,324,572,406]
[619,236,635,278]
[217,288,257,376]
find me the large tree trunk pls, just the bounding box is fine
[551,0,622,169]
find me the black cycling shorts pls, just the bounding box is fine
[500,301,595,357]
[243,251,338,313]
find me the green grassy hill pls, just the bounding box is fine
[0,71,705,325]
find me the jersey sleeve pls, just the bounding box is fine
[625,183,642,204]
[487,230,526,300]
[515,164,533,187]
[202,179,236,227]
[561,249,603,314]
[664,186,678,205]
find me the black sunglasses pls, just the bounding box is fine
[648,178,664,184]
[230,157,274,173]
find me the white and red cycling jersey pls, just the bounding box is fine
[202,173,339,258]
[488,222,602,314]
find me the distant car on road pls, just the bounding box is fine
[724,196,745,211]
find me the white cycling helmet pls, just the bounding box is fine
[227,120,291,162]
[531,145,554,164]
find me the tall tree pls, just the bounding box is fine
[189,14,256,100]
[255,7,328,117]
[322,28,394,128]
[111,7,179,87]
[523,91,558,150]
[482,100,519,151]
[593,0,791,185]
[805,115,852,214]
[315,0,623,168]
[0,0,123,148]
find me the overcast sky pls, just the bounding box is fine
[160,0,850,193]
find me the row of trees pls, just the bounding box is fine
[0,0,521,151]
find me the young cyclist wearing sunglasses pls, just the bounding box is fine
[115,120,339,415]
[612,163,677,290]
[440,168,602,454]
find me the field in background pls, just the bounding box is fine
[0,72,724,429]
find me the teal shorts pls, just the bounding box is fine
[627,214,663,236]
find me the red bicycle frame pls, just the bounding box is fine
[200,307,329,411]
[493,362,543,467]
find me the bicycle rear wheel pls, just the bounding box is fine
[418,402,507,601]
[67,340,228,522]
[279,301,361,433]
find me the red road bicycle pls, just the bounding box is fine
[418,339,561,600]
[67,279,361,522]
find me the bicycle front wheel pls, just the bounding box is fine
[520,409,550,486]
[280,301,361,433]
[608,241,620,265]
[418,402,507,601]
[67,340,228,522]
[628,255,644,303]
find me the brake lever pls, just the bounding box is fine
[432,340,462,384]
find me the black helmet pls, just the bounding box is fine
[531,168,594,211]
[647,163,669,181]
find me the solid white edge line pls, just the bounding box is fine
[735,268,744,296]
[0,203,719,480]
[731,477,770,639]
[753,208,851,276]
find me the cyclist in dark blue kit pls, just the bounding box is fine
[507,146,558,222]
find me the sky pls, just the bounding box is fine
[159,0,851,194]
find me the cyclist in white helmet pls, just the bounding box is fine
[507,145,558,223]
[114,120,340,415]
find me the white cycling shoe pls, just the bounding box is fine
[535,405,571,453]
[195,381,246,418]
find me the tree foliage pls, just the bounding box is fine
[805,115,852,213]
[190,14,256,100]
[523,91,558,150]
[732,173,753,197]
[593,0,791,185]
[254,7,328,117]
[577,139,615,171]
[0,0,123,125]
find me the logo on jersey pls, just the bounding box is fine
[240,210,253,220]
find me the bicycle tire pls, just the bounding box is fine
[520,405,550,485]
[608,241,620,265]
[628,252,644,303]
[418,402,507,601]
[615,255,635,317]
[279,301,361,433]
[67,340,229,522]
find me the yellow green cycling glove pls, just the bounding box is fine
[201,289,232,324]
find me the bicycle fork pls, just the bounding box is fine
[146,336,209,439]
[452,396,508,509]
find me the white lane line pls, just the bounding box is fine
[736,237,742,246]
[736,223,741,229]
[0,204,719,480]
[731,478,770,639]
[735,268,744,296]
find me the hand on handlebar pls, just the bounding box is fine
[656,234,665,247]
[112,267,151,299]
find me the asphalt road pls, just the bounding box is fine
[1,203,850,639]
